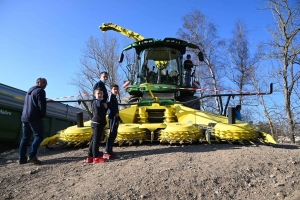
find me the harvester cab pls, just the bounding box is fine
[119,38,204,109]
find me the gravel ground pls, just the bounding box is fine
[1,142,300,200]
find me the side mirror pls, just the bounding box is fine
[198,52,204,62]
[119,52,124,63]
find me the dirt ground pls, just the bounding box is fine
[1,142,300,200]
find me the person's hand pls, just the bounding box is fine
[115,113,119,117]
[103,103,107,109]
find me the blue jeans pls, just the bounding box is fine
[105,117,119,153]
[19,121,44,162]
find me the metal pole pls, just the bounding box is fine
[77,112,84,127]
[228,107,236,124]
[66,104,69,119]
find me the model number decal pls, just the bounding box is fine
[0,109,11,115]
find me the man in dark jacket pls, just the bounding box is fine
[183,54,194,86]
[18,78,47,165]
[93,71,109,102]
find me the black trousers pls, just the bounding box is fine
[105,117,119,153]
[88,123,104,158]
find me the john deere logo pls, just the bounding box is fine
[0,109,11,115]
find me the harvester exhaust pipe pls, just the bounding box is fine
[77,112,84,127]
[228,107,236,124]
[269,83,273,94]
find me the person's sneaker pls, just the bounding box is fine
[103,152,116,160]
[18,160,27,165]
[103,153,109,159]
[93,156,107,164]
[27,157,42,165]
[85,157,93,163]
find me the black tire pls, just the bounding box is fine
[177,95,200,110]
[119,95,139,110]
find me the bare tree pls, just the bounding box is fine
[249,64,277,137]
[70,34,124,112]
[177,9,225,114]
[261,0,300,143]
[224,19,258,106]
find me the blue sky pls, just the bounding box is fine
[0,0,274,101]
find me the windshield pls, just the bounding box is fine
[139,47,182,85]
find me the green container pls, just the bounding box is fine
[0,83,90,144]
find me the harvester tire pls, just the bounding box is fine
[178,96,200,110]
[119,95,139,110]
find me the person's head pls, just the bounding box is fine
[236,105,241,110]
[100,71,109,83]
[186,54,191,60]
[36,78,47,89]
[94,87,104,100]
[111,84,119,95]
